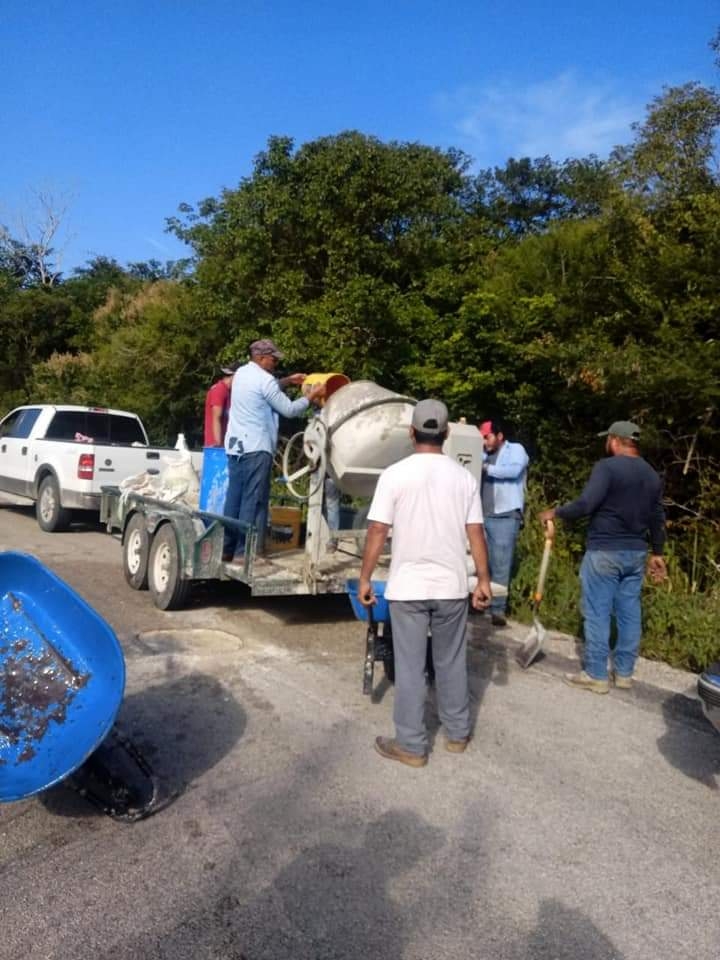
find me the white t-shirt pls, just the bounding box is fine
[368,453,484,601]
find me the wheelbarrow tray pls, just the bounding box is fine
[0,552,125,802]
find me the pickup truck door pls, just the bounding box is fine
[0,408,43,497]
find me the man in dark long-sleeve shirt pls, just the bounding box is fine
[539,421,666,693]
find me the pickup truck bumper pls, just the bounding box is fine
[61,491,101,511]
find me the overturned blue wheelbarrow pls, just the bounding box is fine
[0,552,162,820]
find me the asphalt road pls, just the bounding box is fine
[1,499,719,960]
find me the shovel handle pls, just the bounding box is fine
[533,527,554,604]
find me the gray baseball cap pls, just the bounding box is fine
[250,338,284,359]
[412,399,449,436]
[597,420,641,440]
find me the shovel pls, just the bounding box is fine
[516,519,554,669]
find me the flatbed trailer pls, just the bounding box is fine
[100,485,385,611]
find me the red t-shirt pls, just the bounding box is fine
[204,379,231,446]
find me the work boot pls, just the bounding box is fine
[445,736,471,753]
[563,671,609,695]
[612,672,634,689]
[490,613,507,627]
[374,737,427,768]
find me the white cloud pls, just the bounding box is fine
[437,71,642,166]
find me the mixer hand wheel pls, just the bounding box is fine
[281,427,327,502]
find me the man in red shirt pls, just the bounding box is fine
[204,363,239,447]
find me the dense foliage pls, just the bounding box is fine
[2,77,719,667]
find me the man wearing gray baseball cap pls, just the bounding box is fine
[358,398,492,767]
[540,420,666,694]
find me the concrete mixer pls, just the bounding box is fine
[281,379,485,568]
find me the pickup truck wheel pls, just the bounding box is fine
[36,475,72,532]
[148,524,190,610]
[123,514,150,590]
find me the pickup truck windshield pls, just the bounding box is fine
[44,411,147,445]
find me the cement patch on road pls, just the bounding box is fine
[132,628,246,656]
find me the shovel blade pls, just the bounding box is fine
[516,617,547,669]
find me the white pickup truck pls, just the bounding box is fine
[0,404,199,532]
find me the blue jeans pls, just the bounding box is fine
[324,475,340,543]
[484,512,522,615]
[222,451,273,556]
[580,550,647,681]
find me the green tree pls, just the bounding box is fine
[612,82,720,199]
[168,131,471,382]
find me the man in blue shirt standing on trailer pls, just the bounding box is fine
[479,419,529,626]
[540,421,666,694]
[223,339,325,562]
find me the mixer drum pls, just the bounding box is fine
[319,381,415,497]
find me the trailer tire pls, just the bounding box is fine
[148,524,190,610]
[123,513,150,590]
[36,475,72,532]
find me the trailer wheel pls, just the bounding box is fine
[36,475,72,532]
[148,524,190,610]
[123,513,150,590]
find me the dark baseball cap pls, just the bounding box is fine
[412,399,449,436]
[250,338,284,359]
[597,420,641,440]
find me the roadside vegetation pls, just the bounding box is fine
[2,39,719,669]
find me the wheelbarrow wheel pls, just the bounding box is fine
[148,523,190,610]
[123,513,150,590]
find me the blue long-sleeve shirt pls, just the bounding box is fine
[225,361,309,456]
[556,455,666,554]
[481,440,529,516]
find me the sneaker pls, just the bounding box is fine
[374,737,427,768]
[491,613,507,627]
[612,672,634,689]
[563,671,609,694]
[446,737,471,753]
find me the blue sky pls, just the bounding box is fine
[3,1,717,273]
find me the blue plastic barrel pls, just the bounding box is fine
[199,447,229,513]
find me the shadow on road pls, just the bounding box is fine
[0,502,107,535]
[110,808,446,960]
[190,578,358,626]
[656,693,720,789]
[522,899,625,959]
[40,672,247,817]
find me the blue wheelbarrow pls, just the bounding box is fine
[0,552,161,819]
[347,579,395,694]
[347,579,434,696]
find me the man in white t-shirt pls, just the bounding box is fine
[358,398,492,768]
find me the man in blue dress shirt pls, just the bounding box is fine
[479,419,529,626]
[223,339,324,561]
